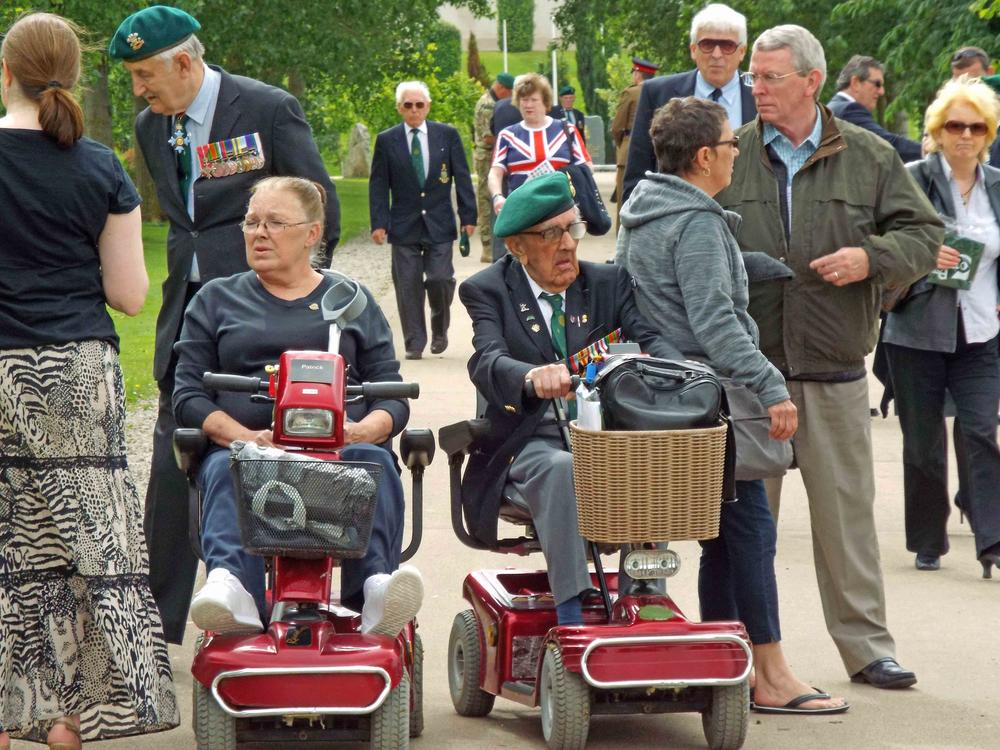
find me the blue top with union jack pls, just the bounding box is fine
[491,117,590,192]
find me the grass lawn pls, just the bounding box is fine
[113,178,371,404]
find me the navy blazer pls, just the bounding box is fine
[884,152,1000,352]
[457,256,682,544]
[827,93,921,163]
[622,69,756,203]
[136,66,340,382]
[490,97,522,136]
[549,105,587,144]
[369,121,476,246]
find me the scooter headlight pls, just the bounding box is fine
[623,549,681,579]
[282,408,334,437]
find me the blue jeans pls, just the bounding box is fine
[698,479,781,645]
[198,443,405,621]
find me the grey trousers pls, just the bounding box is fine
[505,434,592,605]
[764,378,896,675]
[390,241,456,354]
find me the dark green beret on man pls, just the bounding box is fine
[497,71,516,89]
[494,171,576,238]
[107,5,201,61]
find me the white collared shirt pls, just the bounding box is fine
[181,64,222,280]
[941,157,1000,343]
[695,71,743,129]
[521,263,565,345]
[406,120,430,180]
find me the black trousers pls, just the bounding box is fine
[885,322,1000,558]
[390,241,455,354]
[143,282,201,644]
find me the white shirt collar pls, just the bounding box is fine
[835,91,856,104]
[184,65,220,126]
[407,121,428,136]
[695,70,740,104]
[521,263,566,303]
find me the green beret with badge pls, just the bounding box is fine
[108,5,201,61]
[559,85,575,96]
[982,74,1000,96]
[494,172,576,238]
[497,72,515,89]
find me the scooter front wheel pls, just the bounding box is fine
[370,670,409,749]
[409,632,424,737]
[701,680,750,750]
[193,659,237,750]
[539,644,590,750]
[448,610,496,716]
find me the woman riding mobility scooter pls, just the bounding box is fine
[174,272,435,749]
[439,357,753,750]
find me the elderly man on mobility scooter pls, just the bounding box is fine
[174,176,424,638]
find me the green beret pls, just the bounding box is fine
[494,172,576,238]
[108,5,201,61]
[983,74,1000,96]
[497,72,515,89]
[559,85,575,96]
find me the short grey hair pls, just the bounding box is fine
[835,55,883,92]
[753,25,827,93]
[151,34,205,68]
[395,80,431,105]
[690,4,747,46]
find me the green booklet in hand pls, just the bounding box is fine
[928,230,984,290]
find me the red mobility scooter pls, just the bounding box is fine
[174,273,435,749]
[438,373,752,750]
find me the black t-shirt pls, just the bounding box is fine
[0,130,141,350]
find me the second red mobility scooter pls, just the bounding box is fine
[174,272,434,749]
[438,364,753,750]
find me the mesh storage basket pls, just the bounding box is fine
[230,455,382,559]
[569,422,728,544]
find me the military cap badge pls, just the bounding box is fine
[126,32,144,51]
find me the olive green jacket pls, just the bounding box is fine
[716,106,942,376]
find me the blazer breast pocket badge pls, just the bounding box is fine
[439,161,449,183]
[197,132,265,178]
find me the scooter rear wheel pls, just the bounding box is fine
[539,644,590,750]
[192,634,237,750]
[409,632,424,737]
[370,671,409,749]
[448,610,496,716]
[701,681,750,750]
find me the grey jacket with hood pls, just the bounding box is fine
[616,172,788,407]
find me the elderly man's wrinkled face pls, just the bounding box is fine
[690,29,746,89]
[507,208,583,293]
[560,93,576,109]
[397,89,430,129]
[125,54,194,115]
[748,47,819,127]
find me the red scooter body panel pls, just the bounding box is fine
[271,351,345,450]
[273,557,334,604]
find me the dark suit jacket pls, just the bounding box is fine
[549,105,587,144]
[827,93,921,163]
[622,70,756,203]
[457,256,681,544]
[490,97,522,136]
[136,66,339,382]
[369,121,476,246]
[989,139,1000,168]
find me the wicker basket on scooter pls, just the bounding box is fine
[569,422,728,544]
[230,455,383,559]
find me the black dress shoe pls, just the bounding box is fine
[915,553,940,571]
[404,351,422,360]
[850,657,917,689]
[430,336,448,354]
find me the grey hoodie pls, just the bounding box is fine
[616,172,788,407]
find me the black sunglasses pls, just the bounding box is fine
[696,38,741,55]
[402,101,427,110]
[943,120,989,136]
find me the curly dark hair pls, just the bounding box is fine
[650,97,728,176]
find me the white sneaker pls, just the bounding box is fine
[360,566,424,637]
[190,568,264,635]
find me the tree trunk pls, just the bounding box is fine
[82,55,113,147]
[132,94,164,221]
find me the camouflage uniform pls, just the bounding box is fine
[473,88,498,255]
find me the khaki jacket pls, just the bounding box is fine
[611,84,640,167]
[716,106,942,375]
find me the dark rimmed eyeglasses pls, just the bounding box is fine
[520,220,588,244]
[714,135,740,148]
[696,38,741,55]
[402,101,427,110]
[240,219,311,234]
[942,120,989,136]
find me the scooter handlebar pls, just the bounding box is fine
[524,374,581,399]
[203,372,266,394]
[347,381,420,399]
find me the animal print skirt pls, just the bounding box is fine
[0,340,179,741]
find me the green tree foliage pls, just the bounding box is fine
[497,0,535,53]
[429,21,462,78]
[467,32,491,87]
